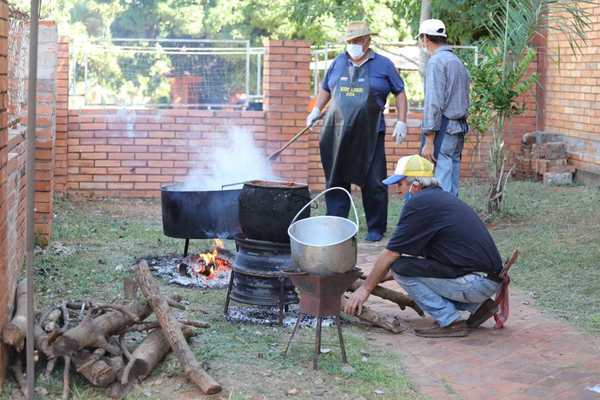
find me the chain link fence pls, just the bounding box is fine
[70,39,264,109]
[311,42,478,110]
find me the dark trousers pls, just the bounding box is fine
[325,133,388,234]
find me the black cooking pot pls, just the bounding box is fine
[161,183,242,239]
[238,180,310,243]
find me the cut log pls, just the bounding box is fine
[341,295,408,333]
[2,280,28,351]
[71,349,119,387]
[121,326,195,385]
[135,260,221,395]
[348,279,424,316]
[52,300,152,357]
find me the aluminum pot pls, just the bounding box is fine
[161,183,241,239]
[287,187,359,275]
[238,180,310,243]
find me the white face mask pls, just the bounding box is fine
[346,43,365,60]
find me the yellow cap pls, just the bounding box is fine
[383,154,434,185]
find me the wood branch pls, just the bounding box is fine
[52,300,152,357]
[2,280,28,351]
[127,319,210,333]
[166,299,186,311]
[43,309,63,332]
[123,278,138,300]
[135,260,222,395]
[341,295,408,334]
[348,279,424,317]
[71,349,119,387]
[10,357,27,397]
[122,326,195,385]
[44,357,57,381]
[94,304,140,322]
[63,356,71,400]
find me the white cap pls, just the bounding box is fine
[417,19,447,38]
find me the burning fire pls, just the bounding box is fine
[187,239,232,280]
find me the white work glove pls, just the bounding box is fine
[393,120,408,144]
[306,107,321,127]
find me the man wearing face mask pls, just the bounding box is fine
[306,21,408,242]
[418,19,470,196]
[344,154,503,337]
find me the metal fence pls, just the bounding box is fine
[311,42,478,110]
[70,39,264,109]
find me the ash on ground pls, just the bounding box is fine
[147,255,231,289]
[226,305,335,328]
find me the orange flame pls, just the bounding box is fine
[193,239,231,279]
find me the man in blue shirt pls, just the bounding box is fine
[345,155,502,337]
[306,21,408,242]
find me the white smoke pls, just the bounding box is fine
[181,127,279,191]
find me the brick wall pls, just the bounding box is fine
[32,21,58,245]
[65,40,491,197]
[0,0,11,385]
[542,3,600,177]
[54,37,68,195]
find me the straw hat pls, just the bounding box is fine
[344,21,376,42]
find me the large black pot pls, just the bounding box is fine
[238,180,310,243]
[161,183,242,240]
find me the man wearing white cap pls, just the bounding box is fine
[306,21,408,242]
[417,19,470,196]
[345,155,503,337]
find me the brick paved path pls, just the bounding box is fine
[356,241,600,400]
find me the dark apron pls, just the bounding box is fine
[320,62,381,188]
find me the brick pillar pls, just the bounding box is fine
[32,21,58,245]
[0,0,10,386]
[54,37,68,195]
[263,40,311,182]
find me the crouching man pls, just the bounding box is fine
[344,154,501,337]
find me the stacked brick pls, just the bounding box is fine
[542,3,600,179]
[517,133,574,185]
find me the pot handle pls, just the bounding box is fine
[290,187,359,230]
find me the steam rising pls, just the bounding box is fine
[181,127,279,190]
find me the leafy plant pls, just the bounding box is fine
[468,0,591,216]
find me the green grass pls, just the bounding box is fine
[13,197,421,400]
[9,180,600,398]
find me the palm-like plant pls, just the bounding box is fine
[470,0,591,215]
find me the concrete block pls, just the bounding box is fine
[543,172,573,186]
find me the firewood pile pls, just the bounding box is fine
[343,275,424,333]
[2,260,221,399]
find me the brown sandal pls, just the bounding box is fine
[414,320,470,338]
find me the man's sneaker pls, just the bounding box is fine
[467,298,498,328]
[364,231,383,242]
[414,320,470,338]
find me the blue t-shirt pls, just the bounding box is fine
[386,187,502,275]
[321,51,405,133]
